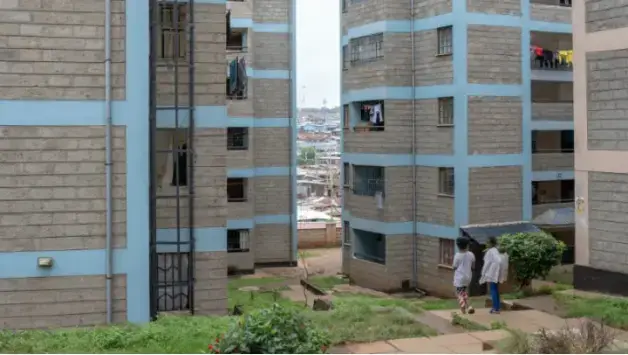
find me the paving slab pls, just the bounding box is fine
[467,329,510,345]
[387,337,451,354]
[427,333,482,346]
[444,342,486,353]
[345,341,398,354]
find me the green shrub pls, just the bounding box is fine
[499,232,566,288]
[208,304,330,354]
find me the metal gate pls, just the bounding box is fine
[148,0,196,319]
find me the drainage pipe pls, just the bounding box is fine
[288,0,297,265]
[104,0,114,324]
[410,0,418,289]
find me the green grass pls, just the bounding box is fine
[307,275,349,291]
[0,315,233,353]
[450,312,489,331]
[553,293,628,330]
[298,250,321,258]
[0,277,436,352]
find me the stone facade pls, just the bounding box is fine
[0,275,127,329]
[467,25,522,84]
[0,126,127,251]
[468,166,523,224]
[467,0,521,16]
[468,96,523,155]
[585,0,628,33]
[0,0,126,100]
[586,49,628,151]
[194,252,228,316]
[587,172,628,274]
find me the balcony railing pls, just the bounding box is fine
[532,102,573,121]
[531,56,572,71]
[532,201,573,219]
[532,150,574,171]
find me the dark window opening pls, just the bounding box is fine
[354,230,385,264]
[561,179,575,202]
[171,143,188,186]
[227,127,248,150]
[560,130,574,152]
[350,33,383,65]
[227,178,247,202]
[355,100,384,132]
[227,229,250,252]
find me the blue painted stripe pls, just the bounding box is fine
[0,249,128,279]
[343,153,525,168]
[342,84,523,104]
[157,106,227,128]
[156,227,226,252]
[342,212,458,238]
[0,101,130,126]
[250,69,290,79]
[531,120,573,131]
[532,170,574,181]
[227,215,291,229]
[340,14,570,44]
[529,20,572,34]
[228,117,290,127]
[227,167,290,177]
[230,19,290,33]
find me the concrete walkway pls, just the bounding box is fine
[331,330,508,354]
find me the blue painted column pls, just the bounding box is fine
[521,0,533,220]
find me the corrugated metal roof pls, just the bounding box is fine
[460,222,542,244]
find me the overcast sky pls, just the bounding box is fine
[296,0,340,108]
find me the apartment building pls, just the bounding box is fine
[340,0,574,295]
[0,0,295,328]
[573,1,628,296]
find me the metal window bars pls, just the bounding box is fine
[149,0,196,318]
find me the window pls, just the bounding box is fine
[438,167,454,196]
[227,229,250,252]
[561,179,575,201]
[171,143,188,186]
[356,101,384,132]
[532,181,540,205]
[227,178,247,201]
[438,97,454,125]
[353,165,384,196]
[343,221,351,245]
[343,163,351,186]
[559,0,571,7]
[531,131,538,153]
[354,229,385,264]
[227,29,246,51]
[342,0,348,12]
[350,33,384,65]
[159,3,188,59]
[343,104,350,130]
[437,26,453,55]
[439,238,455,265]
[227,127,248,150]
[342,45,349,70]
[560,130,574,152]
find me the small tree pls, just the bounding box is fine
[499,232,566,288]
[298,147,317,165]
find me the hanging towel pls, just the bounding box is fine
[229,59,238,95]
[370,103,383,124]
[237,57,248,97]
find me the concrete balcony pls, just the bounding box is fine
[532,201,573,219]
[532,102,573,121]
[531,60,573,82]
[530,2,572,24]
[532,152,574,171]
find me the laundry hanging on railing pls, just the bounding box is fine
[227,56,248,98]
[359,103,384,126]
[530,45,573,69]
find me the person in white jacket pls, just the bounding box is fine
[479,236,507,314]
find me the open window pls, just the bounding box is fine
[343,104,350,131]
[354,229,385,264]
[439,238,454,265]
[354,100,384,132]
[353,165,384,197]
[155,129,189,188]
[227,127,249,150]
[227,229,250,253]
[227,178,247,202]
[438,167,454,196]
[158,2,188,59]
[343,162,351,186]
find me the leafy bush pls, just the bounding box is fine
[208,304,330,354]
[499,232,566,288]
